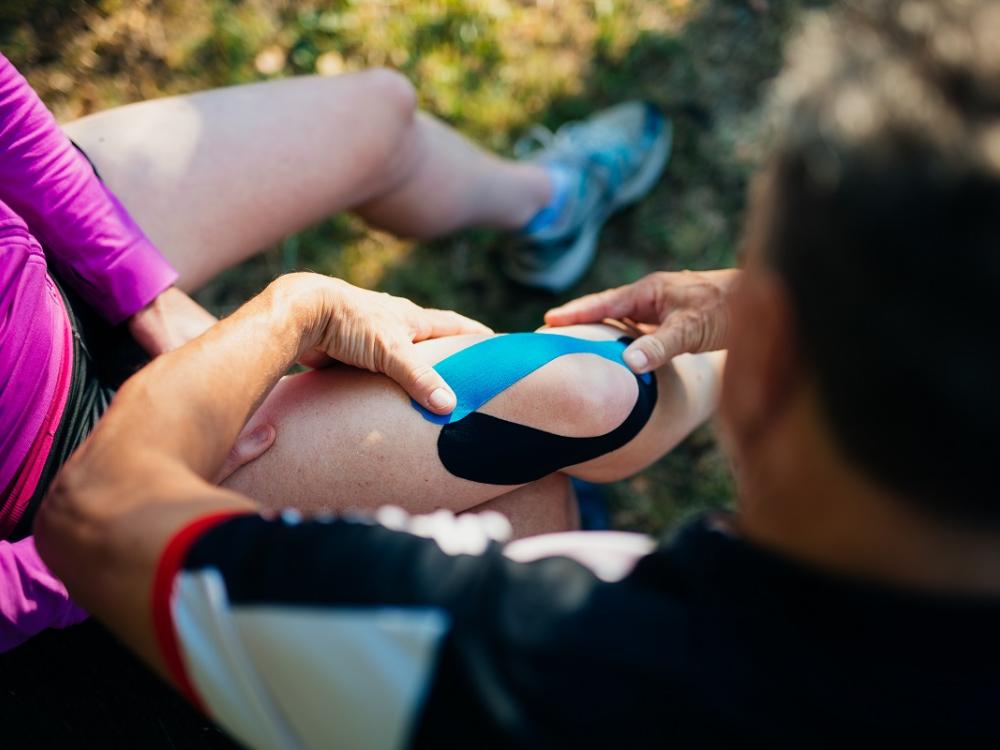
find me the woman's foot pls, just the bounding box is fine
[506,101,673,292]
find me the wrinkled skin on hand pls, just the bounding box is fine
[545,269,739,373]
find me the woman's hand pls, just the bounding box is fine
[544,269,740,373]
[288,274,493,415]
[128,286,218,357]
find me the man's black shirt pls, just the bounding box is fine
[161,512,1000,747]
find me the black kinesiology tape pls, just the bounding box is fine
[412,333,658,485]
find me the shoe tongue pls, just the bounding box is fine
[556,110,635,155]
[521,165,575,237]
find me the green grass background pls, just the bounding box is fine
[1,0,828,536]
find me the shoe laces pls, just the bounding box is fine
[515,119,634,190]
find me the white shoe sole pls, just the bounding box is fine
[506,117,673,293]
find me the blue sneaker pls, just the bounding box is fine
[505,101,673,292]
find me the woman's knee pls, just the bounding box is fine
[347,67,418,125]
[318,67,419,186]
[482,352,639,441]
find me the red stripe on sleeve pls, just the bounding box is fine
[151,510,253,713]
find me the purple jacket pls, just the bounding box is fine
[0,53,178,651]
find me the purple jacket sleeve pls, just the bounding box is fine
[0,54,178,324]
[0,536,88,653]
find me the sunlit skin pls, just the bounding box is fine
[64,69,553,294]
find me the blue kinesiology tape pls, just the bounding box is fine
[412,333,651,424]
[411,333,657,485]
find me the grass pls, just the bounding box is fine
[0,0,828,536]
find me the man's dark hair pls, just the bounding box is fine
[762,0,1000,523]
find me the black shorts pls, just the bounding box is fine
[8,278,149,540]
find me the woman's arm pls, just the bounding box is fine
[0,55,221,356]
[0,54,177,325]
[224,323,723,518]
[0,537,88,653]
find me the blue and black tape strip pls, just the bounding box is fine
[412,333,657,485]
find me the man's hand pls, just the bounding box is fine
[298,276,492,414]
[544,269,740,373]
[128,286,218,357]
[216,423,276,483]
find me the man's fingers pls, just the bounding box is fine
[385,345,457,414]
[298,349,335,369]
[544,288,628,326]
[216,423,275,483]
[623,327,686,374]
[415,309,492,341]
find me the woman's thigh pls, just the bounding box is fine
[62,69,417,289]
[224,365,580,538]
[222,325,632,513]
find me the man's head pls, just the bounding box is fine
[723,0,1000,528]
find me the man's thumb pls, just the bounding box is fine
[388,349,457,415]
[217,423,275,483]
[623,328,684,374]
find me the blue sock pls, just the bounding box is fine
[522,164,574,235]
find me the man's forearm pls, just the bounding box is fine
[33,273,488,678]
[31,275,326,674]
[30,279,313,671]
[112,274,320,480]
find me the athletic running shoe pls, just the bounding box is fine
[505,101,673,292]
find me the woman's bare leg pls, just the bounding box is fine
[472,474,579,539]
[62,70,550,289]
[224,324,724,523]
[60,74,717,536]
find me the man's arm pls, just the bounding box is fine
[545,269,740,373]
[34,272,485,674]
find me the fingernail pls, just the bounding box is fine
[624,349,649,372]
[428,388,454,411]
[249,424,273,445]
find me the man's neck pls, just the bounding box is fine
[734,398,1000,596]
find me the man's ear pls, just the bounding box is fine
[720,268,801,449]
